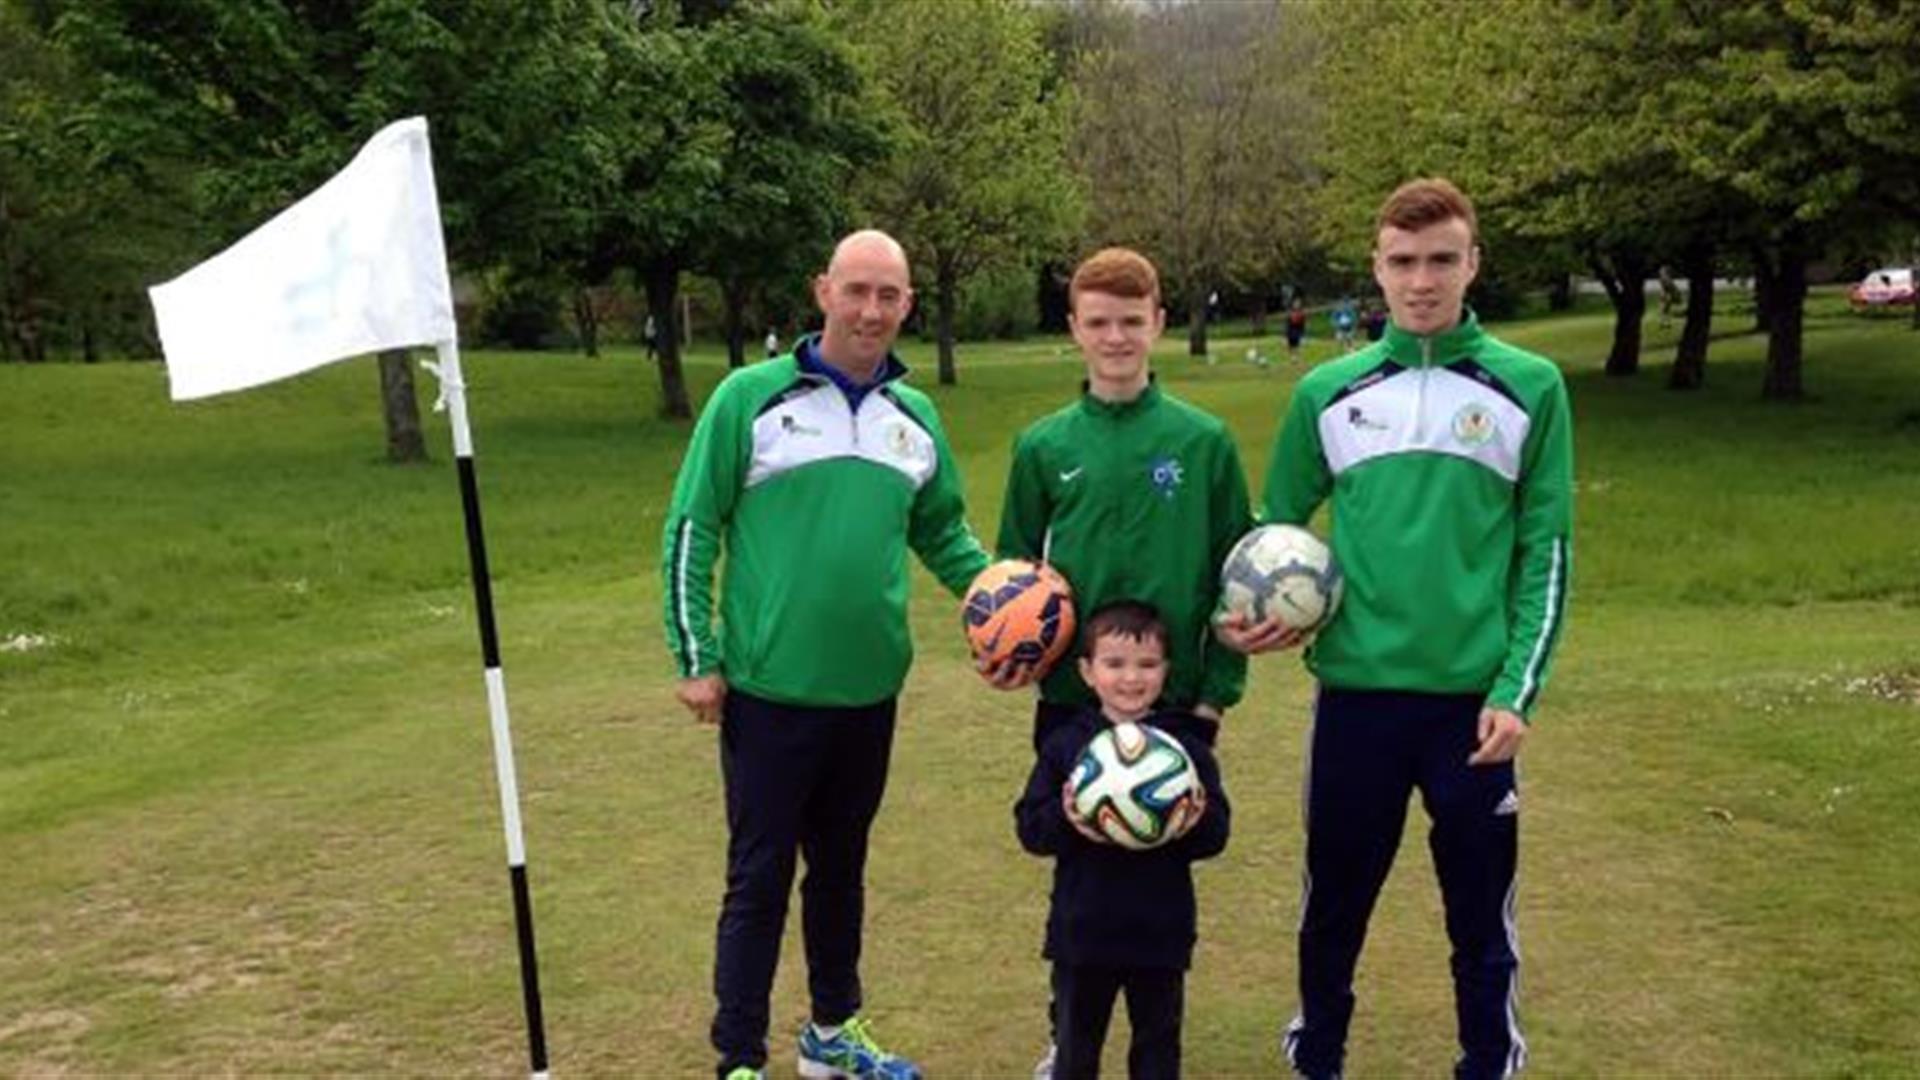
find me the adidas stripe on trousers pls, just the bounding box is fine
[1284,688,1526,1080]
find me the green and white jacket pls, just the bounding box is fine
[662,340,989,707]
[998,381,1252,712]
[1263,312,1574,718]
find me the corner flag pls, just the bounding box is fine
[147,117,550,1077]
[150,116,455,401]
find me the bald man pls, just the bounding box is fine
[663,230,989,1080]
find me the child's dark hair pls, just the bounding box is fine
[1079,599,1169,658]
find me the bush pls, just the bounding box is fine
[477,273,568,350]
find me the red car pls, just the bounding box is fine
[1849,267,1915,310]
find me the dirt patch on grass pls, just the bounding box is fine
[0,1008,91,1074]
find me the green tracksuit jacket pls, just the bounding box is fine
[662,344,989,707]
[1264,312,1573,717]
[998,381,1252,711]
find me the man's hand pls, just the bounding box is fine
[977,656,1038,691]
[1467,706,1527,765]
[1214,610,1309,655]
[676,674,728,726]
[1061,781,1110,845]
[1192,703,1222,723]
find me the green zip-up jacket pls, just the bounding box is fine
[1263,312,1573,718]
[662,345,989,707]
[998,381,1252,711]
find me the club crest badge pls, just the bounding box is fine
[1452,402,1496,447]
[1148,455,1185,500]
[884,419,926,463]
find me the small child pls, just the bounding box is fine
[1014,600,1231,1080]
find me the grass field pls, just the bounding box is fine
[4,292,1920,1076]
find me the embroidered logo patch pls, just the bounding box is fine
[1452,402,1496,447]
[1348,405,1390,432]
[883,419,928,464]
[1148,455,1184,499]
[780,414,822,438]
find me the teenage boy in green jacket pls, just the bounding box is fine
[664,230,989,1080]
[992,246,1253,1077]
[1221,179,1573,1080]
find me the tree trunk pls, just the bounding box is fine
[1547,273,1574,312]
[722,276,749,370]
[936,259,958,386]
[1669,244,1714,390]
[643,262,692,418]
[1249,295,1267,337]
[1760,241,1808,401]
[378,349,428,463]
[572,289,599,357]
[82,317,98,363]
[1590,250,1648,376]
[1187,284,1208,357]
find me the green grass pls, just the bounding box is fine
[3,291,1919,1074]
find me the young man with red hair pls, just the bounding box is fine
[992,246,1252,1078]
[1223,179,1574,1079]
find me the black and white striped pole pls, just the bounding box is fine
[423,340,550,1078]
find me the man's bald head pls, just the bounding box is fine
[827,229,910,278]
[813,229,914,378]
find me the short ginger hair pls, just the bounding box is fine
[1070,247,1161,310]
[1376,178,1479,242]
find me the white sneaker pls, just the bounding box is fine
[1033,1042,1056,1080]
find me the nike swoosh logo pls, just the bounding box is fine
[1059,467,1084,483]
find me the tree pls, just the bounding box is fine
[692,7,884,370]
[0,4,185,363]
[1647,0,1920,399]
[838,0,1081,384]
[1075,0,1308,357]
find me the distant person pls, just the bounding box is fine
[1658,266,1682,329]
[1362,300,1388,342]
[1014,601,1230,1080]
[663,229,990,1080]
[1220,177,1574,1080]
[764,327,780,359]
[1285,297,1309,362]
[1332,299,1357,353]
[644,314,658,361]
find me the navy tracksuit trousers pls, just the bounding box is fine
[710,689,897,1076]
[1283,689,1526,1080]
[1054,963,1184,1080]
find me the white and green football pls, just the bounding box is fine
[1219,523,1343,634]
[1067,722,1199,851]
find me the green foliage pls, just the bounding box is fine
[475,270,569,351]
[836,0,1082,378]
[1074,1,1318,315]
[948,264,1039,342]
[0,5,187,360]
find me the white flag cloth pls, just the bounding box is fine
[151,116,456,401]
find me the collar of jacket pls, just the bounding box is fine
[1381,308,1486,368]
[796,333,908,403]
[1077,375,1162,418]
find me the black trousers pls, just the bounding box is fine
[1054,962,1184,1080]
[709,689,897,1076]
[1282,688,1524,1080]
